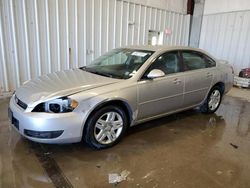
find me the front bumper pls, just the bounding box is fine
[9,96,85,144]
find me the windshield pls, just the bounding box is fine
[80,48,154,79]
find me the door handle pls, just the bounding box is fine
[206,72,213,78]
[173,78,181,84]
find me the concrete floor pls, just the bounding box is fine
[0,87,250,188]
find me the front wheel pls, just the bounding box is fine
[200,86,222,114]
[83,105,128,149]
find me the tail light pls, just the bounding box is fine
[230,66,234,74]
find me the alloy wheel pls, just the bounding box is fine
[94,111,124,144]
[208,89,221,111]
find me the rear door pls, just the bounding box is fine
[137,51,184,120]
[180,50,216,108]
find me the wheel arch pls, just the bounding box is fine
[212,82,225,94]
[200,81,225,113]
[200,81,225,106]
[82,99,133,137]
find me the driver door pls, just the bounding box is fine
[137,51,184,121]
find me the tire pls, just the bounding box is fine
[200,86,222,114]
[83,105,128,149]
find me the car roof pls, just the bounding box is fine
[125,45,204,52]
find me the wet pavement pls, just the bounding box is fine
[0,94,250,188]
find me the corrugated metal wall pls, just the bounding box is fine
[0,0,190,93]
[199,10,250,74]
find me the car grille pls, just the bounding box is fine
[15,95,28,110]
[8,108,19,130]
[24,129,64,139]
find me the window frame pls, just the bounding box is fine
[180,50,216,72]
[140,50,184,80]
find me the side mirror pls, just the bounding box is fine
[147,69,165,79]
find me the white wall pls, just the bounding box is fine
[204,0,250,15]
[126,0,187,13]
[199,0,250,73]
[0,0,190,93]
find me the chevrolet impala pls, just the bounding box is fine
[9,46,234,149]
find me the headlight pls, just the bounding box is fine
[32,97,78,113]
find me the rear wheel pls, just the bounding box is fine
[200,86,222,114]
[84,105,128,149]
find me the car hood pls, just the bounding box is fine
[15,69,119,106]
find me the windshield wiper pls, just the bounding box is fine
[79,66,87,71]
[91,71,113,78]
[80,67,113,78]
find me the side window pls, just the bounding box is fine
[182,51,216,70]
[182,52,206,70]
[147,52,181,75]
[203,55,216,67]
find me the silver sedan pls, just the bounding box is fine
[9,46,234,149]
